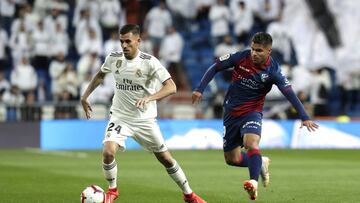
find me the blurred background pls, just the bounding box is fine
[0,0,360,150]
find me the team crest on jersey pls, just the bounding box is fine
[219,53,230,61]
[261,73,269,82]
[135,69,142,77]
[116,60,122,68]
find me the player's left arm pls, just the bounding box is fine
[136,78,176,109]
[274,68,319,132]
[280,87,319,131]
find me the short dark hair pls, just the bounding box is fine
[252,32,272,46]
[119,24,140,36]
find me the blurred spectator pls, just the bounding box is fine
[267,21,292,64]
[76,28,103,56]
[103,32,122,57]
[166,0,197,32]
[73,0,100,27]
[20,91,42,121]
[44,7,68,36]
[0,27,9,72]
[51,22,70,56]
[253,0,283,30]
[195,0,215,20]
[57,63,79,100]
[31,20,51,72]
[208,0,231,46]
[0,0,16,34]
[99,0,122,40]
[232,0,253,45]
[9,21,31,64]
[144,0,172,57]
[23,3,40,31]
[309,67,332,117]
[159,26,189,91]
[139,31,153,55]
[74,8,102,55]
[10,6,33,35]
[214,35,239,58]
[339,68,360,115]
[76,51,101,83]
[2,85,25,121]
[289,64,312,94]
[0,71,10,101]
[33,0,49,18]
[10,57,38,95]
[54,91,78,119]
[49,52,67,100]
[48,0,70,12]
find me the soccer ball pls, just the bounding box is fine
[80,185,105,203]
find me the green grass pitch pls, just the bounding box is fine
[0,149,359,203]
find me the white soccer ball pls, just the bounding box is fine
[80,185,105,203]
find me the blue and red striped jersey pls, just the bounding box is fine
[217,49,290,117]
[195,49,309,123]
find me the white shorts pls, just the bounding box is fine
[103,116,168,153]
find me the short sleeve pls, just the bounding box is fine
[273,65,291,90]
[151,57,171,83]
[100,54,113,73]
[215,50,249,71]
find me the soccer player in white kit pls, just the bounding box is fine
[80,24,207,203]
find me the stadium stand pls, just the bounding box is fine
[0,0,359,121]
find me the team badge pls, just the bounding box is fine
[261,73,269,82]
[135,69,142,77]
[219,54,230,61]
[116,60,122,68]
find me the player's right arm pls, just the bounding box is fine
[80,70,106,119]
[192,51,244,105]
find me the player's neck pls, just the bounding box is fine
[125,49,140,60]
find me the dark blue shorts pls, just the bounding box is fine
[223,112,263,152]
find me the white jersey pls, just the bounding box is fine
[101,50,171,120]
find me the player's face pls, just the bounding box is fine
[120,32,140,59]
[250,42,271,65]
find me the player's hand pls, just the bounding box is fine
[300,120,319,132]
[136,97,150,110]
[192,91,203,105]
[80,97,92,119]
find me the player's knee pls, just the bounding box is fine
[243,142,259,150]
[102,149,116,163]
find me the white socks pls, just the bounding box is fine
[166,160,193,194]
[103,160,117,189]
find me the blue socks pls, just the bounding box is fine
[247,149,262,181]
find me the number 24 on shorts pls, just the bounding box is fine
[107,122,122,134]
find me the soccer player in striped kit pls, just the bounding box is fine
[192,32,318,200]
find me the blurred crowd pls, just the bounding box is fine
[0,0,359,121]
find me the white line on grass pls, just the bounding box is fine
[25,148,89,158]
